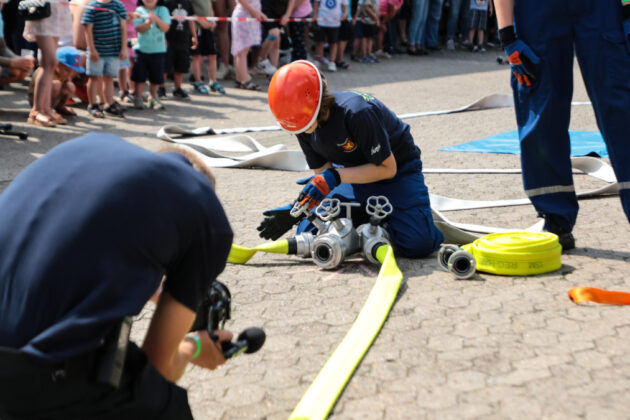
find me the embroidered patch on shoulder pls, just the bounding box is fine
[338,138,357,152]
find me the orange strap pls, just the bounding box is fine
[568,287,630,305]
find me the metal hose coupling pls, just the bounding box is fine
[287,232,316,258]
[437,244,476,280]
[311,198,361,269]
[357,195,393,264]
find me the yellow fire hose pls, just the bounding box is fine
[462,232,562,276]
[228,240,290,264]
[289,244,402,420]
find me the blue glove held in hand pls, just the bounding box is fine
[297,168,341,209]
[257,204,303,240]
[504,39,540,87]
[623,5,630,52]
[296,175,314,185]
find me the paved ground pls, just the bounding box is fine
[2,49,630,420]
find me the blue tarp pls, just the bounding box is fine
[439,130,609,158]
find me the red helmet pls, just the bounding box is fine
[268,60,323,134]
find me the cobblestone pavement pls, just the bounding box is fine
[2,49,630,419]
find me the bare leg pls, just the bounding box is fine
[50,80,62,108]
[234,48,249,83]
[134,81,145,98]
[213,0,234,70]
[398,18,408,45]
[191,54,202,82]
[328,42,338,64]
[103,76,114,106]
[376,21,386,51]
[55,81,76,114]
[173,72,183,90]
[32,36,58,117]
[87,75,101,106]
[118,66,129,94]
[337,40,348,63]
[259,28,280,67]
[315,41,324,58]
[97,77,105,106]
[208,55,217,81]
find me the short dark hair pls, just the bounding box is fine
[316,74,336,126]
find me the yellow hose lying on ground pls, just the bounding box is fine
[289,244,403,420]
[227,240,289,264]
[461,232,562,276]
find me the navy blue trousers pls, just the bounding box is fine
[513,0,630,234]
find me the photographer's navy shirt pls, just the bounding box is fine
[296,91,421,170]
[0,134,233,363]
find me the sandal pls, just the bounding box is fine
[88,104,105,118]
[27,112,56,127]
[49,111,67,125]
[209,80,226,95]
[55,105,77,117]
[235,80,261,91]
[336,61,351,70]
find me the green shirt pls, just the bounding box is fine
[133,5,171,53]
[191,0,212,29]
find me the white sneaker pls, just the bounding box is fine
[216,65,229,80]
[446,39,455,51]
[375,49,392,59]
[258,59,277,76]
[327,61,337,72]
[313,55,330,68]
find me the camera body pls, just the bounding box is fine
[190,280,232,341]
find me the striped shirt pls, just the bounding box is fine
[81,0,127,57]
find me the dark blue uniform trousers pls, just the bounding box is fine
[513,0,630,234]
[297,159,444,258]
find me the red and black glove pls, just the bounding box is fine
[296,168,341,210]
[500,26,540,87]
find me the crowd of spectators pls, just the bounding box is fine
[0,0,499,126]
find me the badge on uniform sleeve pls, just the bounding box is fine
[338,138,357,152]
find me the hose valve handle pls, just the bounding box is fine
[290,200,309,218]
[366,196,393,223]
[316,198,342,222]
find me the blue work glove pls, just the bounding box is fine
[500,26,540,88]
[623,5,630,52]
[257,204,303,240]
[296,168,341,210]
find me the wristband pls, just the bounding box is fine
[328,167,341,185]
[185,333,202,359]
[499,25,517,48]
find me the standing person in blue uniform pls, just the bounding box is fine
[495,0,630,250]
[0,134,234,418]
[259,60,443,258]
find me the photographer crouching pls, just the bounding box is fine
[0,133,238,419]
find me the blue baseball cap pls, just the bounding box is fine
[56,46,85,74]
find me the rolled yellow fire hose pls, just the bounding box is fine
[461,232,561,276]
[289,244,403,420]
